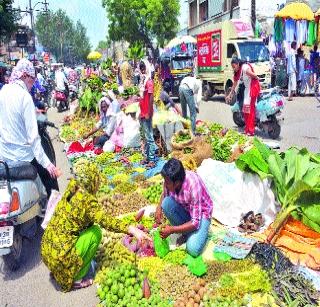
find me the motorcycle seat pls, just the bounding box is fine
[0,161,38,181]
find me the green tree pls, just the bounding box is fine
[127,41,145,62]
[96,40,109,52]
[0,0,19,42]
[102,0,180,51]
[35,9,91,64]
[72,21,91,63]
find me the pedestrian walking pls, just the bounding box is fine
[310,45,319,87]
[287,41,297,101]
[297,48,306,95]
[179,75,202,134]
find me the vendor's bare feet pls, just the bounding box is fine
[176,235,188,246]
[72,278,93,290]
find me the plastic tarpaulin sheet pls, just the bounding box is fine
[197,159,277,228]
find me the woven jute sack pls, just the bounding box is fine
[190,137,213,166]
[170,129,194,150]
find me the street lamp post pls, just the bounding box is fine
[19,0,49,59]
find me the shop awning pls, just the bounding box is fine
[275,2,314,21]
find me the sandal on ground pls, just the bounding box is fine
[72,278,93,290]
[141,159,149,165]
[146,161,156,169]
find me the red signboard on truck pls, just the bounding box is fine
[197,30,222,72]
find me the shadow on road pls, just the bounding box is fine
[231,124,283,143]
[205,95,226,103]
[1,226,44,281]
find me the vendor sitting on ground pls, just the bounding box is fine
[160,82,182,115]
[83,96,119,148]
[156,158,213,257]
[41,169,144,292]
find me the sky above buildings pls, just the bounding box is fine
[14,0,188,49]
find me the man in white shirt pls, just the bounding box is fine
[36,67,45,86]
[287,41,297,101]
[55,66,68,91]
[0,59,59,197]
[179,75,202,134]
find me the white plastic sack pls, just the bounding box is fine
[123,116,141,148]
[197,159,277,228]
[103,140,116,152]
[69,99,79,116]
[41,190,61,229]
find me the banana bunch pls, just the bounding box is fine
[154,71,164,108]
[181,156,197,171]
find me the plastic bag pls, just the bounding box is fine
[197,159,277,227]
[153,229,170,258]
[41,190,61,229]
[183,255,207,277]
[103,140,116,153]
[123,115,141,148]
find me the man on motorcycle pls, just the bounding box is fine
[0,59,59,197]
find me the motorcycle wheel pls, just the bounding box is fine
[3,230,23,271]
[233,112,245,127]
[268,120,281,139]
[203,84,212,102]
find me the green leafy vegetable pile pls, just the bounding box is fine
[236,138,320,236]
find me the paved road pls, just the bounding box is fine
[199,95,320,153]
[1,96,319,307]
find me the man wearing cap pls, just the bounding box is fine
[0,59,59,197]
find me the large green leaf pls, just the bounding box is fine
[294,148,311,182]
[284,180,312,207]
[284,147,299,187]
[311,153,320,164]
[268,153,286,197]
[253,138,273,161]
[235,147,270,179]
[303,167,320,187]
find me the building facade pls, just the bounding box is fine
[188,0,285,36]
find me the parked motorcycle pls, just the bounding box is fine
[231,88,285,139]
[0,114,57,270]
[43,77,54,107]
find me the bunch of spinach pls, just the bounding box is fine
[79,87,102,116]
[236,138,320,239]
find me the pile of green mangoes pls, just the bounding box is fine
[142,184,163,204]
[96,264,171,307]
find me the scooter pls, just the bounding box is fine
[231,88,285,139]
[0,114,57,271]
[55,88,69,113]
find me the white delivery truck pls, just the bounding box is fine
[196,19,271,100]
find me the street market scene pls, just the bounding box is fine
[0,0,320,306]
